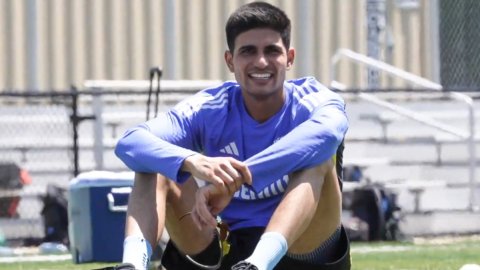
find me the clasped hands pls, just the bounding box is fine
[182,154,252,230]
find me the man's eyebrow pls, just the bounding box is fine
[265,44,283,50]
[237,45,256,51]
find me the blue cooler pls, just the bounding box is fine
[68,171,134,263]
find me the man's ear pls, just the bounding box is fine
[224,50,234,72]
[287,47,295,70]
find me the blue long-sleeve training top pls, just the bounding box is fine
[115,77,348,230]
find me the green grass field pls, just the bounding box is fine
[1,237,479,270]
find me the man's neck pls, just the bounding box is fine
[242,92,285,123]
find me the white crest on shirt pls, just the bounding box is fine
[233,175,289,200]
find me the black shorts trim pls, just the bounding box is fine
[161,234,222,270]
[161,226,351,270]
[275,226,351,270]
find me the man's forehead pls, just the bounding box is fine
[234,29,284,49]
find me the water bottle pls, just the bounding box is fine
[0,246,14,257]
[38,242,69,254]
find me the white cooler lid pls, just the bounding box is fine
[69,170,135,189]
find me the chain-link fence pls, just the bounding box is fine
[440,0,480,90]
[0,83,203,245]
[0,93,74,243]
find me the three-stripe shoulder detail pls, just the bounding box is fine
[291,83,334,112]
[175,86,231,116]
[200,87,230,109]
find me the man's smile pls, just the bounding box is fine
[249,73,273,79]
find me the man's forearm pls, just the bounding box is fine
[115,126,197,183]
[246,107,347,192]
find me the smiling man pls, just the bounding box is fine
[113,2,350,270]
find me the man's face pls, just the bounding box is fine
[225,28,294,100]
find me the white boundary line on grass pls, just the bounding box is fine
[351,245,414,254]
[0,254,71,263]
[0,245,416,264]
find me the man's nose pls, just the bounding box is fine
[254,54,268,68]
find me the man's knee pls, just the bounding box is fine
[132,173,199,205]
[288,160,334,192]
[305,160,335,179]
[165,177,200,206]
[127,173,172,213]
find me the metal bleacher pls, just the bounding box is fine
[332,49,480,235]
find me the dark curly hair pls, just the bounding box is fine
[225,1,291,52]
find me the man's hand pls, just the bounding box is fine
[182,154,252,194]
[191,184,234,230]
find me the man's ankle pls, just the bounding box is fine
[244,231,287,270]
[122,235,152,270]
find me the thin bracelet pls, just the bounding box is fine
[179,211,192,221]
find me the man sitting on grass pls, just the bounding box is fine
[111,2,350,269]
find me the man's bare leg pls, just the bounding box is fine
[241,160,341,269]
[123,173,216,269]
[124,173,164,249]
[164,177,217,255]
[281,161,342,253]
[122,173,162,269]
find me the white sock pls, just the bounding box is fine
[122,235,153,270]
[245,232,288,270]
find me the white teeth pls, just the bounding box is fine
[250,73,271,79]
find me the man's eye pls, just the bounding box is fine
[240,48,255,55]
[266,48,282,55]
